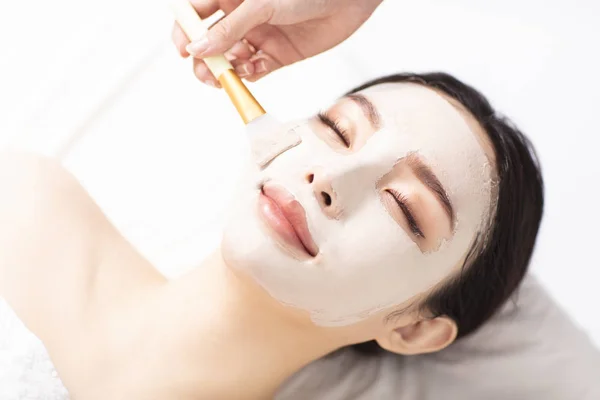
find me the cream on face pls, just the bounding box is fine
[222,83,494,326]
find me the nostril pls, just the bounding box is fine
[307,174,314,183]
[321,192,332,206]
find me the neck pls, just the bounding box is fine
[162,251,338,399]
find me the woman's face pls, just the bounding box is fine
[222,83,494,327]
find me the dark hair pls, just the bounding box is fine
[349,72,544,353]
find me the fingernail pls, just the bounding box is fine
[235,64,252,77]
[203,80,216,88]
[255,59,268,74]
[186,36,209,55]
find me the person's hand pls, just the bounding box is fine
[172,0,383,87]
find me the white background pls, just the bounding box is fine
[0,0,599,347]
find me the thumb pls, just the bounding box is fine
[187,0,273,57]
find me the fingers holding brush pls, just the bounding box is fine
[171,0,220,58]
[193,38,258,88]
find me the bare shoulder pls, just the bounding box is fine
[0,152,114,340]
[0,151,102,219]
[0,151,110,246]
[0,152,169,391]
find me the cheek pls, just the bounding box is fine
[316,200,415,289]
[319,198,468,314]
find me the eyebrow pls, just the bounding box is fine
[346,93,381,129]
[407,154,455,226]
[337,95,455,229]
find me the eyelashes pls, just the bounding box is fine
[317,112,351,148]
[386,190,425,239]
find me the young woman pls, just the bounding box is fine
[0,72,543,399]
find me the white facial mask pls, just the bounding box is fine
[222,84,493,326]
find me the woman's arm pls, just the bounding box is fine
[0,152,108,344]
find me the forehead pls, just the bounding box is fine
[357,83,465,130]
[355,83,494,231]
[356,83,495,164]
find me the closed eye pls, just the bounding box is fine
[318,112,351,148]
[385,189,425,239]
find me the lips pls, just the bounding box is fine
[257,183,319,258]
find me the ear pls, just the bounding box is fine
[376,316,458,355]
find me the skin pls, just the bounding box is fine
[0,84,494,399]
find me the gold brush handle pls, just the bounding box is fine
[170,0,266,124]
[218,70,266,124]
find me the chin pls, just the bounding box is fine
[220,206,277,273]
[220,167,264,266]
[220,233,256,272]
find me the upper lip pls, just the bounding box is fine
[261,183,320,257]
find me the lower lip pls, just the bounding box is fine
[257,192,312,258]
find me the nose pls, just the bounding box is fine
[306,167,342,219]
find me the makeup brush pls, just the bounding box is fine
[170,0,301,167]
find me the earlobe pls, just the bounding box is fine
[376,316,458,355]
